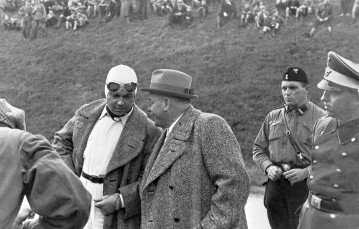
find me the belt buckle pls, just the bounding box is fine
[281,163,291,172]
[310,194,322,210]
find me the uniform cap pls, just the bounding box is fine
[282,67,308,84]
[317,51,359,92]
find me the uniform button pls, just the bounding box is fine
[351,138,356,142]
[314,146,319,149]
[336,169,341,173]
[330,214,336,219]
[313,160,318,165]
[342,152,347,157]
[309,175,314,180]
[331,198,336,202]
[333,184,339,189]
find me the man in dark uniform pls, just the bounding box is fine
[298,51,359,229]
[253,67,326,229]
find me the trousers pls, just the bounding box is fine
[264,178,308,229]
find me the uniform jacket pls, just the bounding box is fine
[52,99,162,229]
[298,117,359,229]
[253,101,326,172]
[140,105,250,229]
[0,128,91,229]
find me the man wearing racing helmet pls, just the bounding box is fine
[52,64,162,229]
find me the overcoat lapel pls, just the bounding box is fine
[142,105,201,191]
[106,105,147,175]
[75,100,106,167]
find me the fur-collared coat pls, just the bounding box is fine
[140,105,250,229]
[52,99,162,229]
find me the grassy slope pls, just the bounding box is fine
[1,1,359,185]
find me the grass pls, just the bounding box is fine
[1,0,359,186]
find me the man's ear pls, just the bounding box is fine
[164,98,170,111]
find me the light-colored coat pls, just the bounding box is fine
[140,105,250,229]
[52,99,162,229]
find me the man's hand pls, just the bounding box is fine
[267,165,283,181]
[11,206,35,229]
[94,193,120,216]
[22,218,41,229]
[283,168,309,185]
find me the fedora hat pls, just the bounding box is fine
[318,51,359,92]
[141,69,198,99]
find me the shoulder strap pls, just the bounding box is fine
[281,108,310,166]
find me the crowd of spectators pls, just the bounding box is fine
[1,0,359,39]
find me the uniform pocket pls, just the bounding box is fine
[268,120,285,141]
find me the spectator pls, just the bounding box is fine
[305,0,332,38]
[98,0,111,19]
[275,0,287,14]
[339,0,354,17]
[296,0,314,21]
[0,99,91,229]
[19,0,33,39]
[239,2,254,27]
[29,0,47,40]
[285,0,300,21]
[216,0,237,29]
[1,14,21,31]
[270,10,284,36]
[196,0,208,20]
[121,0,132,22]
[86,0,100,17]
[46,9,59,27]
[137,0,147,20]
[65,8,78,30]
[168,0,188,26]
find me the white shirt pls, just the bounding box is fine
[81,107,132,229]
[167,114,183,138]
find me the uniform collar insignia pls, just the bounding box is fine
[338,118,359,144]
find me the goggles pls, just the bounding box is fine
[107,82,137,93]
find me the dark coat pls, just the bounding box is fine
[140,105,250,229]
[52,99,162,229]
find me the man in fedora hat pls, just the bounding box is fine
[253,67,326,229]
[298,52,359,229]
[140,69,250,228]
[0,99,91,229]
[52,65,162,229]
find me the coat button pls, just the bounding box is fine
[351,138,356,142]
[336,169,341,173]
[309,175,314,180]
[330,214,336,219]
[341,152,347,157]
[314,145,319,149]
[333,184,339,189]
[331,198,336,202]
[313,160,318,165]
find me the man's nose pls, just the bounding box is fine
[321,91,329,102]
[117,98,124,105]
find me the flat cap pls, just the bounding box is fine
[282,67,308,84]
[318,51,359,91]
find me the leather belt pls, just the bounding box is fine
[81,171,104,184]
[308,193,342,213]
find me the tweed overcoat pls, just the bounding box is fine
[140,105,250,229]
[52,99,162,229]
[298,117,359,229]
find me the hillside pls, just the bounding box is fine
[1,0,359,185]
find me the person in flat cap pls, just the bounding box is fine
[298,52,359,229]
[140,69,250,228]
[0,99,91,229]
[253,67,326,229]
[52,65,162,229]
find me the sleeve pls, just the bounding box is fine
[21,133,91,229]
[52,116,76,173]
[200,116,250,229]
[252,114,273,173]
[118,123,162,219]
